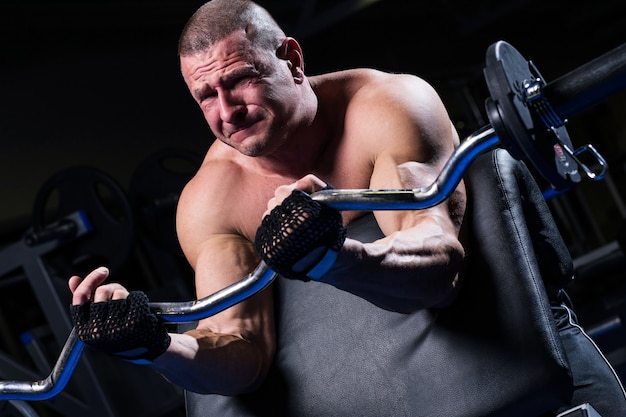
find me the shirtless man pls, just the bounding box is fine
[69,0,464,398]
[67,2,626,416]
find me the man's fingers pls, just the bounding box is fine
[262,175,329,218]
[68,275,83,294]
[70,267,110,305]
[272,176,327,206]
[94,284,130,303]
[294,174,327,194]
[274,184,297,201]
[111,288,130,300]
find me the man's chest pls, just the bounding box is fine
[233,168,371,242]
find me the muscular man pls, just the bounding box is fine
[70,0,464,395]
[68,1,626,416]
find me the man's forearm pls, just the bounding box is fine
[152,329,268,395]
[321,231,464,313]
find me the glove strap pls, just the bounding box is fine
[305,248,340,280]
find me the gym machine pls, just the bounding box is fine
[0,168,184,416]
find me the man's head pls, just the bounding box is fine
[178,0,312,158]
[178,0,285,58]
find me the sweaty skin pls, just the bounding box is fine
[70,27,465,395]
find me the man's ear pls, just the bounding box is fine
[277,37,305,83]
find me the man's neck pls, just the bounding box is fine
[248,120,334,178]
[251,85,338,178]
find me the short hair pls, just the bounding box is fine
[178,0,285,56]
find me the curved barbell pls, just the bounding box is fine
[1,40,626,402]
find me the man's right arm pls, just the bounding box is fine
[151,170,276,395]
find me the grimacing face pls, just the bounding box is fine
[181,32,302,157]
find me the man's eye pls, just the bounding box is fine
[199,92,216,102]
[235,73,259,87]
[231,76,248,87]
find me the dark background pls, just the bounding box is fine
[1,1,626,416]
[1,0,625,224]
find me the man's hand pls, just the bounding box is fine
[69,267,127,304]
[68,267,170,364]
[262,175,328,217]
[255,175,346,281]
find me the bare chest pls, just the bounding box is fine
[233,169,371,242]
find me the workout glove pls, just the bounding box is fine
[70,291,170,364]
[255,189,346,281]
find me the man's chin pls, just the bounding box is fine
[227,140,265,157]
[223,127,275,157]
[238,147,262,157]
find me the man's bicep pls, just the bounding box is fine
[192,234,275,363]
[193,234,261,300]
[176,171,243,269]
[366,123,448,236]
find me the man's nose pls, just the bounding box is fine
[218,91,246,123]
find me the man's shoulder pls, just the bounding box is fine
[312,67,393,81]
[181,144,283,211]
[314,69,435,115]
[313,68,428,91]
[179,145,237,201]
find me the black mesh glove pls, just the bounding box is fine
[255,189,346,281]
[70,291,170,364]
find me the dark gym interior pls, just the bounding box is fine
[1,1,626,416]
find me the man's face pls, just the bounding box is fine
[181,31,299,157]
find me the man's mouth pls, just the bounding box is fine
[225,119,260,139]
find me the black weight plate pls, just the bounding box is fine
[129,148,202,252]
[33,166,135,277]
[484,41,578,190]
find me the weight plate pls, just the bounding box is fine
[129,148,202,253]
[32,166,135,277]
[484,40,579,190]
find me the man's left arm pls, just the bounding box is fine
[258,74,466,313]
[322,72,466,310]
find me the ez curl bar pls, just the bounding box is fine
[2,40,626,401]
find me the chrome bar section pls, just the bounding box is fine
[311,126,500,210]
[0,328,85,401]
[0,266,281,401]
[149,261,277,322]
